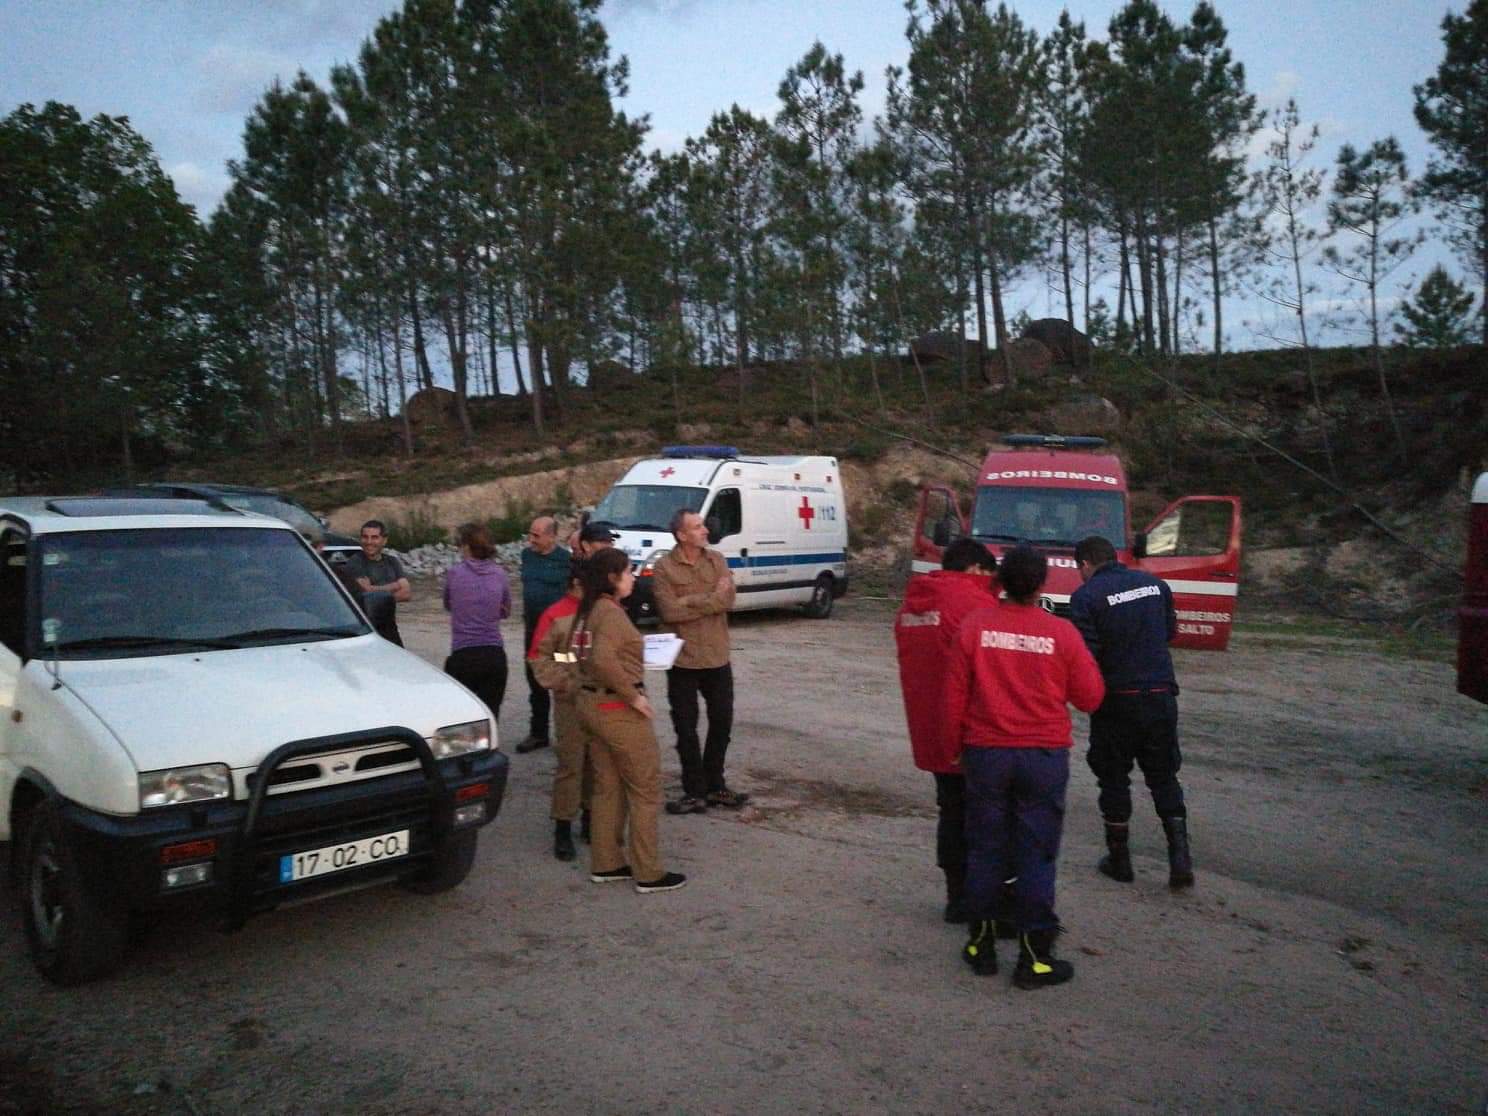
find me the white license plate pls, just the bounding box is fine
[278,829,409,883]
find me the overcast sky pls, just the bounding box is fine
[0,0,1465,352]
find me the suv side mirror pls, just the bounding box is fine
[1131,532,1148,560]
[932,520,952,548]
[705,516,723,545]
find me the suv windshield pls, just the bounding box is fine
[36,527,368,659]
[591,485,707,531]
[972,486,1126,549]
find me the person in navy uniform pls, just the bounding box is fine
[1069,535,1194,889]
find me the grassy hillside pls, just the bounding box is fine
[154,343,1486,624]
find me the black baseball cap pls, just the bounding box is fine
[579,522,618,544]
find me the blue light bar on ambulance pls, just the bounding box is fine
[1001,434,1108,449]
[661,445,741,459]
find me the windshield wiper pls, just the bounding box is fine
[618,522,664,531]
[1030,538,1079,548]
[976,533,1023,543]
[53,635,240,652]
[218,626,360,644]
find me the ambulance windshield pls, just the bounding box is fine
[592,485,707,531]
[972,487,1125,549]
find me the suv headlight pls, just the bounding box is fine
[139,764,231,809]
[640,548,671,573]
[430,719,493,759]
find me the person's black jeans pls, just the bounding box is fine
[933,772,968,872]
[444,645,509,724]
[522,612,550,742]
[1087,691,1185,821]
[666,663,734,798]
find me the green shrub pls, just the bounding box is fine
[485,498,536,543]
[386,507,448,551]
[885,477,920,506]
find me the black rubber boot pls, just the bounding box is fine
[579,809,591,844]
[1013,929,1074,990]
[961,920,999,976]
[1163,816,1194,889]
[553,820,576,862]
[1099,821,1135,883]
[942,864,969,924]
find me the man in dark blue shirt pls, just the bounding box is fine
[1070,536,1193,890]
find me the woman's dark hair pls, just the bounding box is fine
[998,545,1047,604]
[456,522,494,560]
[574,547,632,628]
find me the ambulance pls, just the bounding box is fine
[913,434,1243,650]
[1459,472,1488,704]
[589,447,849,620]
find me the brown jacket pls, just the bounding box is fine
[653,546,734,670]
[575,596,645,703]
[531,612,579,701]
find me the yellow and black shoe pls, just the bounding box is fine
[1013,929,1074,990]
[961,920,999,976]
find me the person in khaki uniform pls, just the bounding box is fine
[653,509,747,815]
[528,568,594,862]
[571,547,687,894]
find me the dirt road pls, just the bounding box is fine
[3,591,1485,1114]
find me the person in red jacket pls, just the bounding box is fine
[894,538,999,923]
[944,545,1106,989]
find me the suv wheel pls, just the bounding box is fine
[399,829,478,895]
[802,574,834,619]
[21,801,128,984]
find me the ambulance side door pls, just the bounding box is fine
[913,487,966,575]
[703,486,748,603]
[1135,495,1242,651]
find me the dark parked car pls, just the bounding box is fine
[106,484,361,565]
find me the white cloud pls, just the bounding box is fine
[195,43,300,114]
[166,159,229,215]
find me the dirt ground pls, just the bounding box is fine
[2,588,1485,1115]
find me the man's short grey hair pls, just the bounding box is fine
[529,516,557,537]
[670,508,699,537]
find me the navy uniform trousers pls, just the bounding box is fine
[962,746,1069,933]
[1087,690,1186,822]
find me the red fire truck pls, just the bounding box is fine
[1459,472,1488,704]
[913,434,1243,651]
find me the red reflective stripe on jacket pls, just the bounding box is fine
[893,570,999,773]
[527,594,579,660]
[944,602,1105,752]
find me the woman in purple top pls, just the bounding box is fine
[443,522,514,723]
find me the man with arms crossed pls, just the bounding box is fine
[653,508,747,814]
[343,520,412,646]
[1069,535,1194,889]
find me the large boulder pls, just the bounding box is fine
[909,332,983,364]
[1021,318,1092,366]
[1002,337,1054,382]
[587,360,638,392]
[1042,393,1121,435]
[404,386,459,427]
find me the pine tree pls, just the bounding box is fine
[1395,265,1476,348]
[1413,0,1488,343]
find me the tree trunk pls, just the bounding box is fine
[502,281,528,396]
[988,251,1011,389]
[1060,209,1074,331]
[390,312,414,457]
[1207,215,1223,373]
[408,279,433,392]
[969,201,991,385]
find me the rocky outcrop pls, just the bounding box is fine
[1021,318,1092,366]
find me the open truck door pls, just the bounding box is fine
[1135,495,1242,651]
[912,486,967,576]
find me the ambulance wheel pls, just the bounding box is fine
[802,574,834,619]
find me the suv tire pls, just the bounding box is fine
[802,574,834,620]
[21,800,128,985]
[399,829,478,895]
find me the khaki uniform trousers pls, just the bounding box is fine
[549,696,596,821]
[576,690,664,883]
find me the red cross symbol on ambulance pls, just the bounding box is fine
[659,466,675,478]
[798,496,815,530]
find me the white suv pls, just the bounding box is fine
[0,496,508,984]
